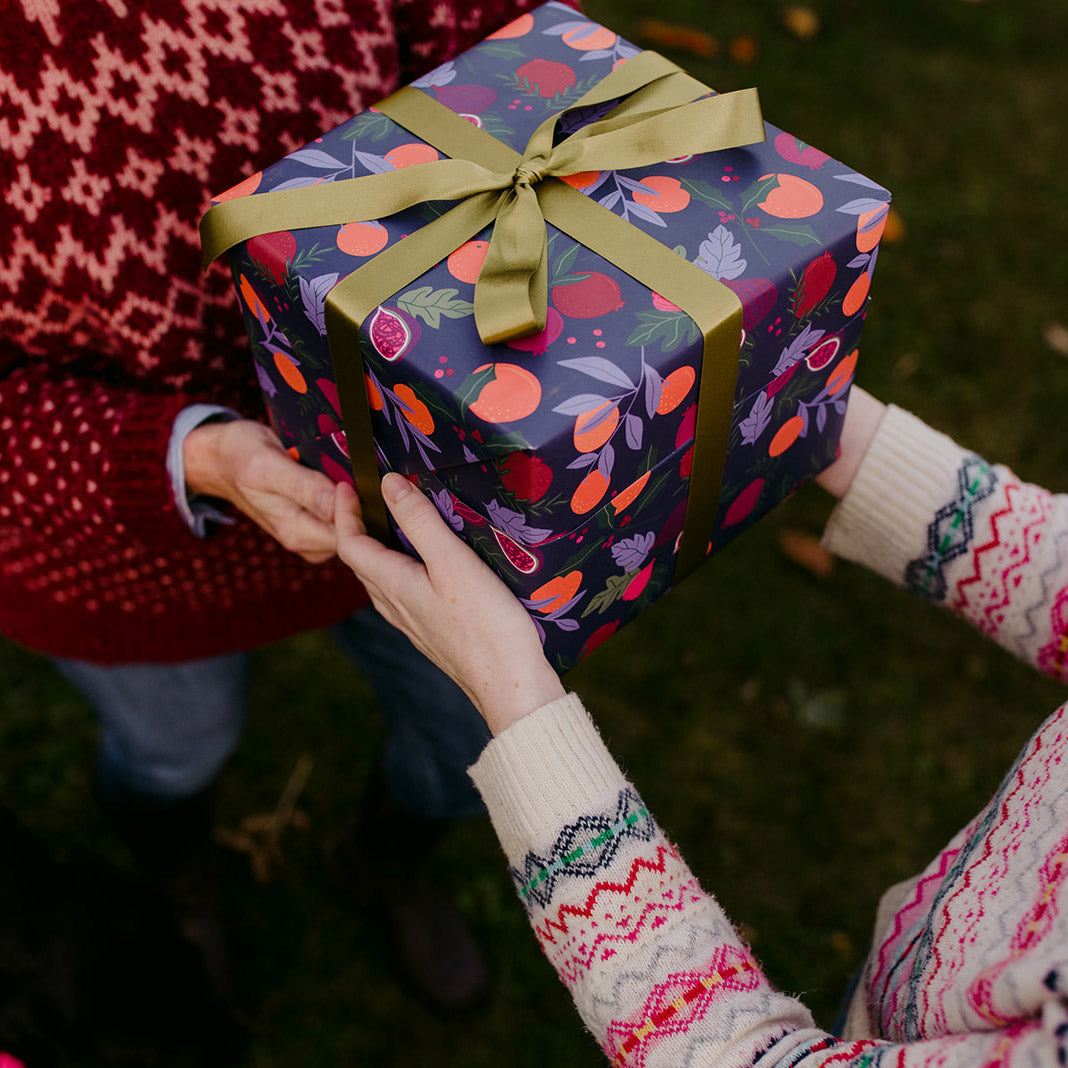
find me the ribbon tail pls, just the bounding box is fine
[474,186,548,344]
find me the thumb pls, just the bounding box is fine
[380,473,452,561]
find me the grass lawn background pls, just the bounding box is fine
[2,0,1067,1063]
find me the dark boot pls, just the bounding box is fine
[329,763,489,1011]
[95,783,244,1022]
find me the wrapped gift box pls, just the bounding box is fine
[206,1,890,672]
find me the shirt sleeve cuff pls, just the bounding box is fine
[167,405,241,537]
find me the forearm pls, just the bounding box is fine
[471,695,1066,1067]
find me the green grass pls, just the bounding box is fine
[3,1,1068,1063]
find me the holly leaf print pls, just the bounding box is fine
[753,220,821,247]
[397,286,474,328]
[627,310,699,352]
[694,225,747,280]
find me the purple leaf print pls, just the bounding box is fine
[644,366,663,418]
[836,197,888,217]
[771,323,825,377]
[355,151,394,175]
[739,391,774,445]
[694,225,747,280]
[432,488,464,533]
[255,362,277,399]
[411,62,456,89]
[485,502,552,546]
[611,531,655,572]
[287,148,346,170]
[557,357,633,389]
[596,443,615,478]
[624,413,643,450]
[834,172,890,194]
[300,272,338,336]
[553,393,609,416]
[268,175,325,193]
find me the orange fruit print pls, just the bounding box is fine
[393,383,434,435]
[757,173,824,218]
[656,366,696,415]
[856,205,887,253]
[529,570,583,614]
[468,364,541,422]
[486,12,534,38]
[337,221,388,257]
[611,471,651,514]
[573,401,619,453]
[570,468,610,515]
[384,143,439,169]
[631,176,690,213]
[447,240,489,284]
[561,23,617,50]
[768,414,804,456]
[272,351,306,393]
[827,350,859,396]
[842,273,870,317]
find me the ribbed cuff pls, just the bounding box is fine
[469,693,629,863]
[821,405,971,585]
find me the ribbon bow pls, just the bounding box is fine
[199,50,766,577]
[201,50,764,344]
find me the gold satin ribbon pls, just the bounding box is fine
[200,50,765,579]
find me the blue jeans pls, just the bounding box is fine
[55,607,491,821]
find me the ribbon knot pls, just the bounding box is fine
[513,158,548,189]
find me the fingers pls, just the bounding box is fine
[272,452,336,523]
[378,473,464,573]
[334,480,403,581]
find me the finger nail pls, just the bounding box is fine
[382,473,413,503]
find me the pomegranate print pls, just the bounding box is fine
[551,272,624,318]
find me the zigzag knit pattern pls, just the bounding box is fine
[904,456,1068,685]
[497,707,1068,1065]
[0,0,538,662]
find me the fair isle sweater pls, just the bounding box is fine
[470,405,1068,1067]
[0,0,541,664]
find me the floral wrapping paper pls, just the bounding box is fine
[218,1,890,672]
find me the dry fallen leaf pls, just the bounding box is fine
[781,5,820,40]
[728,34,760,64]
[631,18,719,59]
[779,527,834,578]
[882,206,907,244]
[1043,322,1068,357]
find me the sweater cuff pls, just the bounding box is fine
[821,405,971,585]
[468,693,629,864]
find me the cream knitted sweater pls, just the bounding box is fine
[470,405,1068,1066]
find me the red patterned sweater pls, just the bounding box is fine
[0,0,542,664]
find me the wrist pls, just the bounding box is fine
[479,662,566,736]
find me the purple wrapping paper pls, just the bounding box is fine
[218,1,890,673]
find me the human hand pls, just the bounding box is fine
[334,475,566,735]
[816,386,886,499]
[183,419,338,563]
